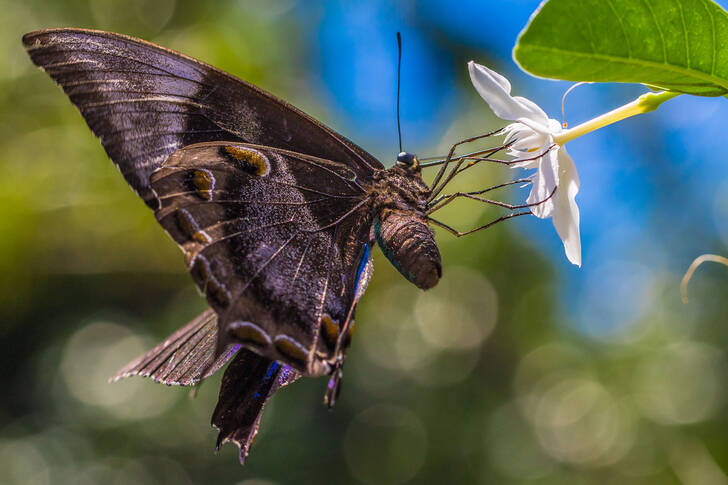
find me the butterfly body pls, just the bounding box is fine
[371,163,442,290]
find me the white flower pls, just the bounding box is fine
[468,61,581,267]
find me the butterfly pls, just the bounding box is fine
[23,28,520,464]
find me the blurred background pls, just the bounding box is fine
[3,0,728,484]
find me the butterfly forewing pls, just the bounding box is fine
[152,142,374,374]
[111,309,240,386]
[22,28,383,207]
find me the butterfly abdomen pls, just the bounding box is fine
[375,209,441,290]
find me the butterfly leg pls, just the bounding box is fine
[428,129,507,201]
[426,184,558,236]
[323,301,357,409]
[323,241,373,408]
[427,178,532,213]
[428,212,531,237]
[448,143,558,180]
[324,358,345,409]
[426,141,558,201]
[427,183,555,215]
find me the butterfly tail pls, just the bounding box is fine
[110,309,239,386]
[211,349,299,464]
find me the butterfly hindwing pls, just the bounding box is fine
[22,28,383,207]
[151,142,374,375]
[212,350,299,464]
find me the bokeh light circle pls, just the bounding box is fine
[485,403,556,480]
[343,405,427,485]
[0,440,50,485]
[633,341,726,425]
[414,266,497,351]
[515,344,634,467]
[529,377,634,466]
[60,321,178,422]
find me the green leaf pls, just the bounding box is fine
[514,0,728,96]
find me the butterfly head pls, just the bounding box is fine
[396,151,420,171]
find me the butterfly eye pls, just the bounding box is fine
[396,151,419,168]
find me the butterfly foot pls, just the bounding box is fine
[323,364,344,409]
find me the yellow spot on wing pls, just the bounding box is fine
[274,335,308,364]
[229,321,271,346]
[321,315,339,345]
[224,145,270,176]
[192,169,214,200]
[175,209,212,244]
[192,256,231,307]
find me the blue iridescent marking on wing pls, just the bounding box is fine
[353,243,370,295]
[278,365,294,385]
[253,362,281,400]
[264,361,279,381]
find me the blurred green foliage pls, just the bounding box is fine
[3,1,728,485]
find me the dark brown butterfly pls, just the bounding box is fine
[23,28,522,464]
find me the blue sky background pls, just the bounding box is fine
[290,0,728,337]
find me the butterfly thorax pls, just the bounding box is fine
[370,165,442,290]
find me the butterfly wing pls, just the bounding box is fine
[110,309,240,386]
[111,306,303,462]
[22,28,383,207]
[152,142,375,375]
[212,351,299,464]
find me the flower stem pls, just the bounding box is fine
[552,91,681,145]
[681,254,728,304]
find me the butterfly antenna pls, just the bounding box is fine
[396,31,403,153]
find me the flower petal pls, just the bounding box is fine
[504,123,550,153]
[468,61,549,125]
[526,147,559,219]
[515,116,554,137]
[551,147,581,266]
